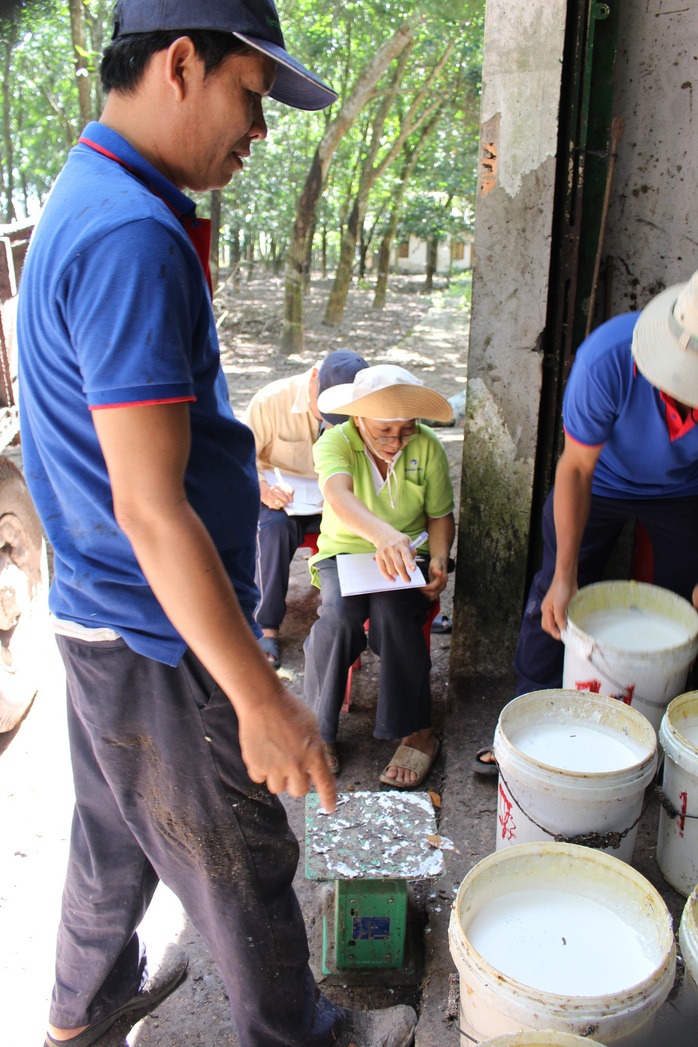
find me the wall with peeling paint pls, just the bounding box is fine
[451,0,567,681]
[451,0,698,686]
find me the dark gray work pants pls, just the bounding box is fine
[51,635,341,1047]
[255,506,322,630]
[303,557,432,743]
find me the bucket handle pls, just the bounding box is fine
[655,785,698,822]
[499,765,653,851]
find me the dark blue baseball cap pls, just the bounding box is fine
[317,350,369,426]
[111,0,338,111]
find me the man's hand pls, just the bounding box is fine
[541,575,577,640]
[239,683,337,812]
[260,478,294,511]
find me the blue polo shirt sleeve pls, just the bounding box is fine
[60,218,199,407]
[562,314,638,447]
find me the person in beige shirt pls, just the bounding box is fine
[243,350,367,667]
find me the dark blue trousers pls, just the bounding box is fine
[514,490,698,695]
[255,507,322,630]
[52,635,341,1047]
[303,557,432,743]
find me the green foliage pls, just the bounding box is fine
[2,0,485,281]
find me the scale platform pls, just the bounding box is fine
[305,791,444,974]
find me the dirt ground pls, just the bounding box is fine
[217,271,470,415]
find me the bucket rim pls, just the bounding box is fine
[565,580,698,657]
[476,1032,605,1047]
[449,842,676,1011]
[679,889,698,975]
[494,689,658,785]
[660,691,698,762]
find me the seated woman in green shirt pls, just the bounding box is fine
[304,364,455,787]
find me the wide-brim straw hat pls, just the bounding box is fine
[632,270,698,406]
[317,364,453,423]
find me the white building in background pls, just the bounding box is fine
[390,234,473,274]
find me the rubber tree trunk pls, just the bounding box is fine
[373,211,400,310]
[280,20,419,355]
[324,196,365,326]
[303,213,317,292]
[323,38,451,328]
[69,0,92,128]
[424,237,438,292]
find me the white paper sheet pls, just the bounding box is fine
[264,470,323,516]
[336,552,426,596]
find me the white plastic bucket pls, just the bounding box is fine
[493,689,657,862]
[448,842,676,1046]
[657,691,698,896]
[479,1034,604,1047]
[651,888,698,1041]
[678,889,698,1021]
[562,581,698,733]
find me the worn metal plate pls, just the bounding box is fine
[305,790,444,881]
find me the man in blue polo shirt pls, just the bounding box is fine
[513,270,698,697]
[17,3,417,1046]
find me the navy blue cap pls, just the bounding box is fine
[317,350,368,426]
[111,0,337,111]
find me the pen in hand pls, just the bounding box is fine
[407,530,429,553]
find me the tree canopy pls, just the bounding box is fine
[1,0,483,341]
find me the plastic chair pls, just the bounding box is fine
[298,532,320,556]
[342,599,441,713]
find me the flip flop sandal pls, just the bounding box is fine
[258,635,280,669]
[430,613,452,634]
[473,746,498,777]
[379,738,442,790]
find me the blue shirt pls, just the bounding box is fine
[18,122,260,664]
[563,313,698,499]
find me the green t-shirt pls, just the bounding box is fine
[309,419,454,586]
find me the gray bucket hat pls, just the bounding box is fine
[632,270,698,406]
[111,0,338,111]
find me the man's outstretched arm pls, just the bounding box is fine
[92,400,336,811]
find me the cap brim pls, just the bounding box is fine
[632,281,698,407]
[234,33,337,110]
[317,383,453,423]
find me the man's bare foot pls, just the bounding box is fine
[47,1024,89,1042]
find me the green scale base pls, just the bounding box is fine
[305,791,444,974]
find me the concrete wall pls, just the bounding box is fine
[604,3,698,309]
[451,0,568,681]
[451,0,698,686]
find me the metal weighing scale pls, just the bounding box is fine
[305,791,445,975]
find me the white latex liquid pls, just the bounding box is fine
[579,608,691,652]
[467,887,656,995]
[509,721,643,772]
[677,719,698,747]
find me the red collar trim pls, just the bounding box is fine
[660,391,698,441]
